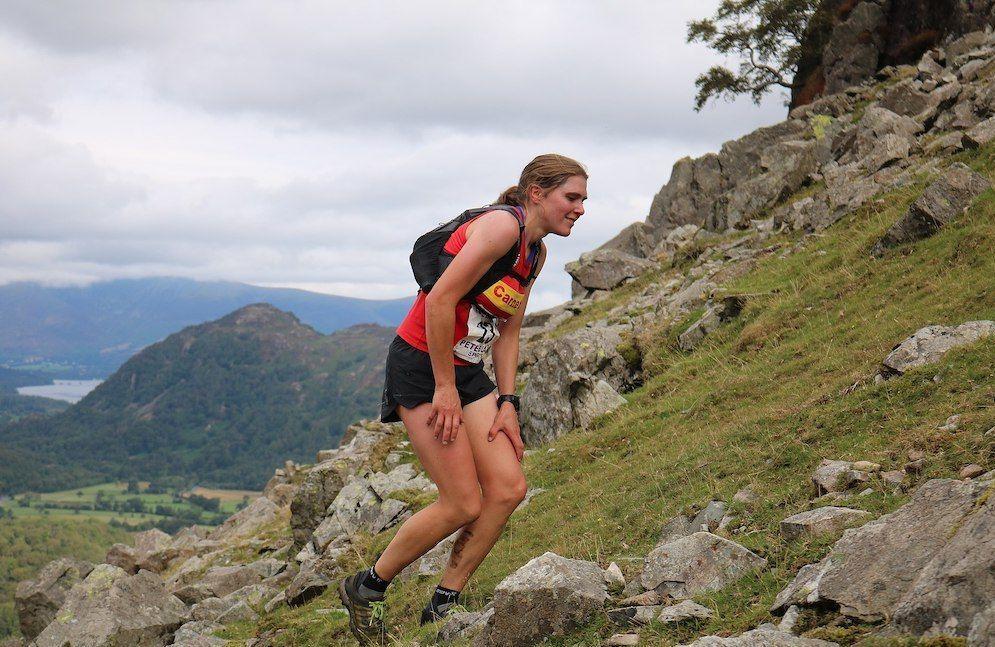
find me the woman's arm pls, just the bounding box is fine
[424,211,520,445]
[488,243,547,460]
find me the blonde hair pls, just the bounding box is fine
[497,154,587,206]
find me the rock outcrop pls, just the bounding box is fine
[33,565,188,647]
[566,249,657,298]
[873,162,990,254]
[791,0,995,108]
[14,558,93,641]
[779,507,873,540]
[773,477,993,640]
[641,532,767,598]
[520,325,635,445]
[880,320,995,378]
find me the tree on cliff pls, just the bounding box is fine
[688,0,832,110]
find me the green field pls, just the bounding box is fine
[2,481,258,528]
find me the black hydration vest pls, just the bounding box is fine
[409,205,541,299]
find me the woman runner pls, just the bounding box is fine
[339,154,588,644]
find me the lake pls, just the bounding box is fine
[17,379,103,403]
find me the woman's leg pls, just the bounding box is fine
[373,401,484,580]
[438,392,527,591]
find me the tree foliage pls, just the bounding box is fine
[687,0,824,110]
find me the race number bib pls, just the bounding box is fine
[453,304,500,363]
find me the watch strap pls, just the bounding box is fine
[497,394,520,412]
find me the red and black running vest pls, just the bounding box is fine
[397,206,540,364]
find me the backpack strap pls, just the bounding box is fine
[433,204,538,298]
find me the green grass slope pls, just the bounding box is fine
[139,150,995,645]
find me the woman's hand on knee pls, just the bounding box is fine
[428,385,463,445]
[488,406,525,462]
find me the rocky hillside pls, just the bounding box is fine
[7,27,995,647]
[0,305,395,494]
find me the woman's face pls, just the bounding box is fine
[536,175,587,236]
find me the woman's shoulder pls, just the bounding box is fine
[464,208,521,242]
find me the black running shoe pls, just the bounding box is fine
[339,571,387,645]
[420,601,468,626]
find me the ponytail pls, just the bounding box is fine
[497,185,522,206]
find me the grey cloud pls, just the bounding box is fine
[0,1,175,54]
[0,126,145,237]
[1,1,784,141]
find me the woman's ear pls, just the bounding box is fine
[527,184,544,204]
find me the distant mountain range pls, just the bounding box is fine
[0,304,396,493]
[0,277,412,378]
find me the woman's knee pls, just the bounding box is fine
[440,493,483,525]
[483,476,528,510]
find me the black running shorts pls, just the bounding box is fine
[379,335,497,423]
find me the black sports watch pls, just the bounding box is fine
[497,394,520,413]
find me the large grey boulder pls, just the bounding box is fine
[104,529,175,574]
[651,224,701,264]
[888,478,995,637]
[172,559,286,605]
[137,527,212,574]
[104,543,140,574]
[571,376,627,430]
[15,557,93,640]
[879,79,946,120]
[326,475,412,537]
[689,501,728,534]
[106,528,183,574]
[880,320,995,378]
[290,461,348,550]
[721,138,829,229]
[679,623,838,646]
[779,507,873,541]
[367,463,433,500]
[398,531,460,580]
[33,565,188,647]
[963,115,995,148]
[520,326,634,445]
[565,248,657,297]
[208,496,279,543]
[772,478,992,638]
[641,532,767,598]
[873,163,990,255]
[474,552,608,647]
[284,555,337,607]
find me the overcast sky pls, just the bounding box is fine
[0,1,785,311]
